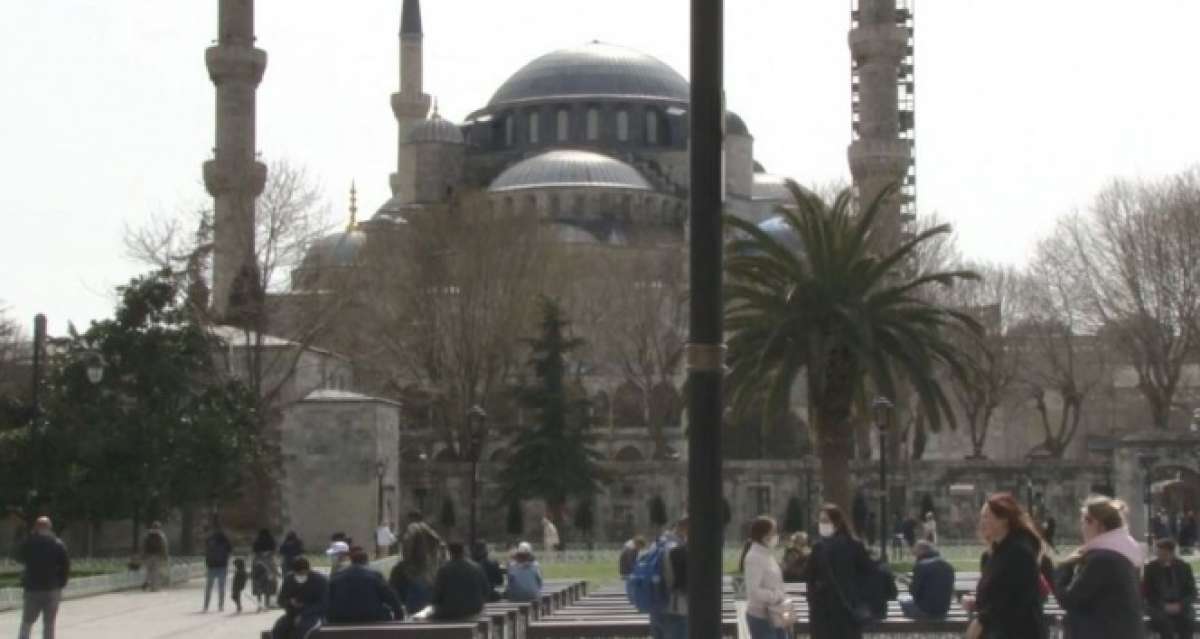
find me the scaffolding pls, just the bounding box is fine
[850,0,917,224]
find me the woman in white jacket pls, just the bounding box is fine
[740,516,789,639]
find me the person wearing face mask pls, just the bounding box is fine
[1054,496,1145,639]
[964,493,1048,639]
[803,504,875,639]
[271,558,328,639]
[740,516,789,639]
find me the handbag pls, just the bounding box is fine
[767,597,795,629]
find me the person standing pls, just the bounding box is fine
[279,531,305,577]
[618,536,647,579]
[16,516,69,639]
[252,528,279,608]
[1145,538,1196,639]
[202,524,233,612]
[804,505,874,639]
[271,558,328,639]
[231,558,248,614]
[1055,496,1145,639]
[541,516,560,555]
[375,522,397,560]
[964,493,1047,639]
[922,512,938,544]
[656,517,689,639]
[141,521,169,592]
[741,516,788,639]
[899,541,954,619]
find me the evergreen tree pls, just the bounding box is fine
[440,497,457,531]
[499,297,603,521]
[649,495,669,528]
[574,497,595,542]
[506,500,523,537]
[784,496,807,533]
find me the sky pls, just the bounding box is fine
[1,1,1198,334]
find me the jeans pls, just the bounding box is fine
[746,611,788,639]
[19,589,62,639]
[204,567,228,611]
[649,611,687,639]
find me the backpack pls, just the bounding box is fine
[626,540,669,613]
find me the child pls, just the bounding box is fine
[231,558,248,613]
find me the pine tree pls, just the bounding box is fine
[649,495,669,528]
[784,496,806,533]
[499,297,603,522]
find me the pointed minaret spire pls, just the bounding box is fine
[401,0,422,36]
[390,0,432,200]
[348,181,358,230]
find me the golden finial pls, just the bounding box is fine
[348,180,358,231]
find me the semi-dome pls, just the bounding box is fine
[301,229,367,269]
[488,42,689,107]
[407,116,464,144]
[489,149,651,192]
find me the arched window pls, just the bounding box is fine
[528,111,540,144]
[645,110,659,144]
[586,108,600,141]
[557,110,570,142]
[616,110,629,142]
[504,116,514,147]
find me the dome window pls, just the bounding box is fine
[645,110,659,144]
[504,115,514,147]
[528,111,540,144]
[616,110,629,142]
[586,108,600,141]
[557,109,570,142]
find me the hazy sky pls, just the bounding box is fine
[2,1,1198,333]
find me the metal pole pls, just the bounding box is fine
[469,457,479,548]
[29,314,46,520]
[879,424,888,562]
[688,1,724,638]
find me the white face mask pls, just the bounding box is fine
[766,535,779,549]
[295,574,308,584]
[818,522,835,538]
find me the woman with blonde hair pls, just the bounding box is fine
[1055,496,1145,639]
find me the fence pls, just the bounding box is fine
[0,559,207,612]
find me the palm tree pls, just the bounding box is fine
[724,183,980,514]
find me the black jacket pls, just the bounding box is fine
[1144,558,1197,611]
[204,532,233,569]
[474,557,503,601]
[17,533,69,591]
[910,551,954,617]
[804,531,875,637]
[279,536,305,565]
[975,528,1047,639]
[431,558,490,620]
[327,564,403,623]
[277,571,329,618]
[1056,548,1145,639]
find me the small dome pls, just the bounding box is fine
[726,111,750,137]
[757,215,803,252]
[752,174,794,202]
[489,150,651,192]
[489,42,689,107]
[407,116,464,144]
[302,229,367,269]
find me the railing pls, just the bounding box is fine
[0,559,207,612]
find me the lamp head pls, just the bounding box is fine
[872,396,893,430]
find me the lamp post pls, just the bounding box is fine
[1139,453,1158,548]
[873,396,893,562]
[466,405,488,548]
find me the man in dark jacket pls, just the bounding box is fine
[901,541,954,619]
[427,542,490,620]
[470,541,503,602]
[327,547,403,623]
[203,525,233,613]
[271,558,328,639]
[1145,539,1196,639]
[17,517,69,639]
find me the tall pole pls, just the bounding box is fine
[469,456,479,548]
[29,314,46,516]
[879,422,888,561]
[688,1,724,638]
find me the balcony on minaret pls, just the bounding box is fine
[204,158,267,198]
[205,44,267,85]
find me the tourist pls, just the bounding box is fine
[656,517,689,639]
[899,541,954,619]
[542,515,561,554]
[618,535,647,579]
[804,504,873,639]
[279,531,305,577]
[325,540,351,576]
[251,551,279,612]
[780,532,809,582]
[741,516,788,639]
[1144,538,1196,639]
[921,511,937,544]
[471,540,504,601]
[505,542,544,602]
[425,541,491,620]
[141,521,169,592]
[1055,496,1144,639]
[327,546,404,623]
[202,524,233,612]
[271,558,328,639]
[963,493,1047,639]
[253,528,279,608]
[375,521,397,559]
[16,516,69,639]
[899,512,918,548]
[401,511,444,612]
[231,558,248,613]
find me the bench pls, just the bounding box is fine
[259,622,481,639]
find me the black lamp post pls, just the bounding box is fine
[466,405,488,548]
[873,396,893,561]
[1139,453,1158,548]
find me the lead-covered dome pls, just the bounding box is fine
[489,42,689,107]
[489,150,651,192]
[407,116,464,144]
[300,229,367,269]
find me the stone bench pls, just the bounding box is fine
[259,622,481,639]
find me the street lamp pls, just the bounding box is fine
[1139,453,1159,548]
[872,396,893,561]
[466,405,488,548]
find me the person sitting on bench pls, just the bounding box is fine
[899,540,954,620]
[1145,538,1196,639]
[271,558,328,639]
[424,541,490,620]
[327,546,403,624]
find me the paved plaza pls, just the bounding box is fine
[0,578,277,639]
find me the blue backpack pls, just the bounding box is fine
[626,540,669,613]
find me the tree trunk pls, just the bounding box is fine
[814,415,856,517]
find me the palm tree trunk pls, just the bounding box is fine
[814,408,856,517]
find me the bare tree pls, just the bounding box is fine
[1063,168,1200,430]
[0,304,23,403]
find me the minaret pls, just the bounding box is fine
[203,0,268,322]
[848,0,911,251]
[390,0,433,200]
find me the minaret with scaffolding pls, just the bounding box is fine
[849,0,915,251]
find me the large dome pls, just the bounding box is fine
[489,150,652,193]
[488,42,689,107]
